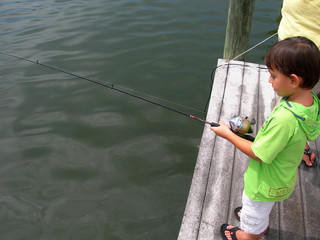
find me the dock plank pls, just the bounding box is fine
[197,60,245,239]
[299,139,320,240]
[178,59,320,240]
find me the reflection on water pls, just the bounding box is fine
[0,0,281,239]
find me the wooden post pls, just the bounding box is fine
[223,0,256,61]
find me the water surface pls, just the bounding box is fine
[0,0,281,239]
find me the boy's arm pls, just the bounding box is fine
[211,121,261,162]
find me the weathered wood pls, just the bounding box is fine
[177,60,227,240]
[196,62,243,239]
[297,139,320,240]
[223,0,256,61]
[178,59,320,240]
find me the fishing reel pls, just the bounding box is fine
[229,115,256,141]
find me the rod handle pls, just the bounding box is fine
[210,122,220,127]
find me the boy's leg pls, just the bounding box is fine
[240,191,274,238]
[221,191,274,240]
[222,224,267,240]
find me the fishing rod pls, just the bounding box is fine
[0,51,220,127]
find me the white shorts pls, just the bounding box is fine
[240,191,275,235]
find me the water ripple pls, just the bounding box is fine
[0,0,281,239]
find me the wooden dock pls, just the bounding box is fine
[178,59,320,240]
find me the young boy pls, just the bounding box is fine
[211,37,320,240]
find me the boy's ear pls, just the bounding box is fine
[289,74,302,88]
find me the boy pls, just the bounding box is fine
[211,37,320,240]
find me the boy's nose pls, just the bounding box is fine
[268,76,273,83]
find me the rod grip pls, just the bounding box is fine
[210,122,220,127]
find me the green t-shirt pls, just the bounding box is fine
[244,94,320,201]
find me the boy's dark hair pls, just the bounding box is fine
[265,36,320,89]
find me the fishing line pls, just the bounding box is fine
[113,84,205,114]
[203,32,278,112]
[0,51,219,127]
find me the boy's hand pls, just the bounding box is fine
[211,121,260,161]
[210,121,234,140]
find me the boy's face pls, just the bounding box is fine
[268,68,293,97]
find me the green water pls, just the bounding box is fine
[0,0,281,239]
